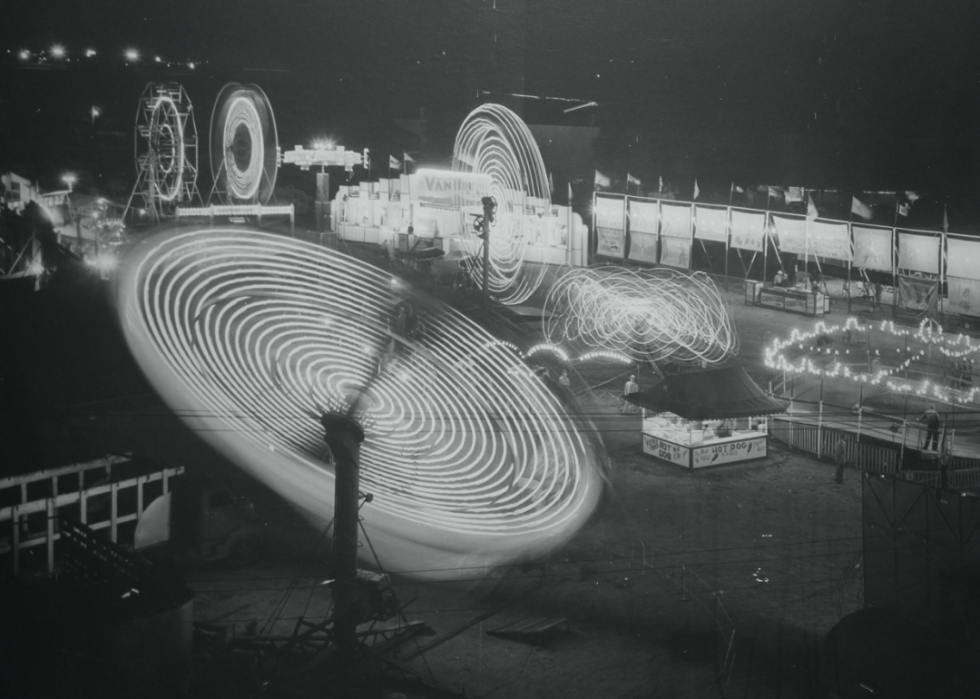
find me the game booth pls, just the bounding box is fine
[626,366,785,469]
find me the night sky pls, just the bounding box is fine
[2,0,978,216]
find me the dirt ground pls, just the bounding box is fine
[184,270,867,699]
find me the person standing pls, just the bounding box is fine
[558,369,571,390]
[918,404,942,451]
[834,436,847,484]
[622,374,639,414]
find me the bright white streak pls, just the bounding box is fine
[117,228,605,580]
[543,266,738,364]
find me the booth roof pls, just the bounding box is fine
[625,366,785,420]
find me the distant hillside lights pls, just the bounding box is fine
[11,45,202,70]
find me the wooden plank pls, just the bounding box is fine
[400,605,505,661]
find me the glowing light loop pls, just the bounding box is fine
[118,229,605,580]
[543,266,737,364]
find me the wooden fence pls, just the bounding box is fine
[0,454,184,577]
[770,417,901,474]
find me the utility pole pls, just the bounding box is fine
[480,196,496,308]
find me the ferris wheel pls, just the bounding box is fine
[208,83,279,205]
[125,83,200,223]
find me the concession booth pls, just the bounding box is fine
[626,366,785,469]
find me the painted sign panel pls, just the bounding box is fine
[694,206,728,243]
[772,215,806,255]
[946,237,980,281]
[947,278,980,318]
[692,436,767,468]
[853,226,892,272]
[642,434,690,467]
[595,196,625,258]
[730,210,766,251]
[897,232,940,274]
[629,200,658,234]
[629,231,658,264]
[659,236,691,269]
[410,169,491,208]
[660,203,693,239]
[809,220,851,261]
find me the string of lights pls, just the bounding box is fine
[542,266,738,364]
[765,316,980,405]
[117,228,605,581]
[452,103,551,306]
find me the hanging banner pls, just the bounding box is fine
[771,215,806,255]
[897,274,938,314]
[729,210,765,251]
[947,277,980,318]
[946,237,980,281]
[694,206,728,243]
[808,220,851,261]
[853,226,892,271]
[628,232,658,264]
[595,195,625,258]
[659,236,691,269]
[897,231,940,274]
[660,203,693,239]
[629,200,658,234]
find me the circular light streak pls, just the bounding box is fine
[117,228,605,580]
[453,103,551,306]
[543,266,737,364]
[210,83,278,205]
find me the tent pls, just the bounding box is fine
[626,366,785,420]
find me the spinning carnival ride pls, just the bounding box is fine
[543,267,738,365]
[208,83,279,205]
[453,104,552,306]
[125,83,200,223]
[118,229,605,580]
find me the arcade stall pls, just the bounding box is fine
[626,366,785,469]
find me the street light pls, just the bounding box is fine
[50,45,66,59]
[62,173,77,192]
[91,106,101,126]
[124,48,140,62]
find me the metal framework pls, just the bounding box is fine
[125,83,200,224]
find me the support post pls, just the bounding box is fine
[321,413,366,699]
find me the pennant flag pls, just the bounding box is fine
[785,186,803,204]
[403,152,415,163]
[905,191,920,204]
[731,182,744,194]
[568,182,573,206]
[658,176,664,193]
[549,171,555,194]
[943,205,949,234]
[627,173,641,186]
[807,193,819,220]
[851,196,873,220]
[767,186,784,199]
[594,170,611,189]
[389,155,402,169]
[693,179,700,200]
[898,203,909,217]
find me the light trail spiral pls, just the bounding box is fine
[543,266,738,364]
[453,103,551,306]
[210,83,278,204]
[117,228,605,580]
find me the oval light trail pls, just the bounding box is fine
[117,228,605,580]
[453,103,551,306]
[543,266,738,364]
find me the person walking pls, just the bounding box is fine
[834,436,847,484]
[918,404,942,451]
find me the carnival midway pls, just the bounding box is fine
[4,70,980,699]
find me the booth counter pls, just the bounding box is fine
[625,366,786,471]
[641,413,768,469]
[745,280,829,315]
